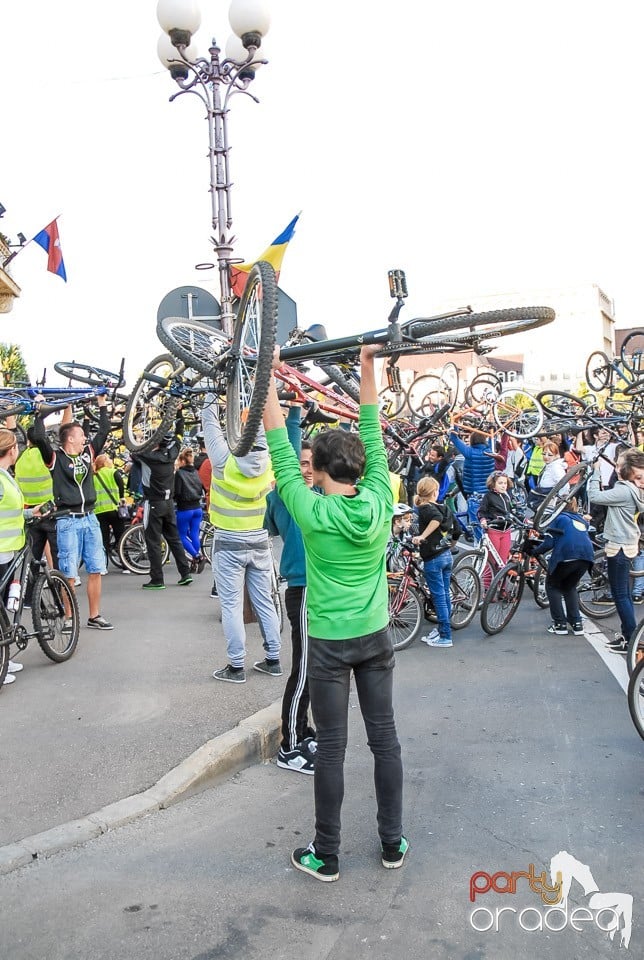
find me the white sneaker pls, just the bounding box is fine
[2,672,16,684]
[74,576,82,587]
[8,660,24,673]
[420,628,440,644]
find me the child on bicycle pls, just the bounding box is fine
[387,502,413,573]
[478,471,514,587]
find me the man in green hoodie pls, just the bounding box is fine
[263,344,407,883]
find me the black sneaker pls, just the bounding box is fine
[571,622,584,635]
[142,581,165,590]
[87,615,114,631]
[177,574,193,586]
[381,836,409,869]
[291,843,339,882]
[212,664,246,683]
[210,583,218,598]
[634,596,644,605]
[606,633,625,648]
[196,555,207,574]
[608,637,628,654]
[253,658,283,676]
[277,745,315,775]
[547,622,568,635]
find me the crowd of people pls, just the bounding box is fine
[2,370,642,881]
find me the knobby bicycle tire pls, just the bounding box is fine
[318,364,361,404]
[226,260,278,458]
[123,355,181,453]
[0,604,10,687]
[408,306,555,342]
[157,318,229,377]
[388,577,424,651]
[480,562,525,635]
[32,569,80,661]
[627,657,644,740]
[532,463,592,530]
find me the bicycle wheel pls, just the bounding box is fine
[450,562,481,629]
[32,569,80,661]
[200,519,214,566]
[157,318,229,377]
[577,550,615,619]
[440,361,460,398]
[270,559,284,633]
[118,524,170,574]
[532,463,592,530]
[480,562,525,635]
[620,330,644,378]
[123,355,180,453]
[626,619,644,676]
[388,576,424,651]
[407,374,453,419]
[53,362,125,388]
[0,393,30,418]
[492,389,543,439]
[464,373,502,405]
[0,604,10,688]
[379,386,408,418]
[627,657,644,740]
[319,363,361,404]
[409,306,556,340]
[536,390,590,418]
[585,351,612,392]
[225,260,278,458]
[532,564,550,609]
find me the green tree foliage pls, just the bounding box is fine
[0,342,29,387]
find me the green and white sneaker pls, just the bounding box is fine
[381,836,409,869]
[291,842,339,882]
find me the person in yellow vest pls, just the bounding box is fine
[0,427,48,686]
[202,394,281,683]
[14,426,59,594]
[93,453,127,571]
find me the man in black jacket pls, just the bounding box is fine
[31,395,114,630]
[131,422,193,591]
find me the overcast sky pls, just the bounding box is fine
[2,0,642,386]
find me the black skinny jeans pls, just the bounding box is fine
[545,559,589,624]
[143,499,190,584]
[282,586,315,751]
[307,627,403,856]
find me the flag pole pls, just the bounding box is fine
[2,214,61,269]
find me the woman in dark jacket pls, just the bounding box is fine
[531,501,594,636]
[174,448,206,572]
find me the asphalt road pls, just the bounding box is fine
[1,581,642,960]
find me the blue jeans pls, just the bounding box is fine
[307,627,403,856]
[607,549,636,642]
[632,549,644,599]
[56,514,106,577]
[211,533,281,668]
[423,550,453,640]
[467,493,484,542]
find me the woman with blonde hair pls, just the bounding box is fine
[412,476,454,648]
[174,446,206,573]
[93,452,127,568]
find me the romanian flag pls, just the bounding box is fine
[33,219,67,282]
[229,213,299,299]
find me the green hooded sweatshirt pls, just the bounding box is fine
[265,405,394,640]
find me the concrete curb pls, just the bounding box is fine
[0,699,282,878]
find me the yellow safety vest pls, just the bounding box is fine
[14,446,53,506]
[0,471,25,552]
[94,467,120,515]
[209,458,273,531]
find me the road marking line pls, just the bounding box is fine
[583,623,629,694]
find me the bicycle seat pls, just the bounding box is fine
[304,323,329,342]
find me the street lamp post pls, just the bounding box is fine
[156,0,270,336]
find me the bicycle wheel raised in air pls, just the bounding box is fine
[388,576,424,651]
[407,374,453,419]
[620,330,644,378]
[585,351,612,392]
[627,658,644,740]
[53,362,125,388]
[464,372,502,406]
[409,306,556,341]
[627,619,644,676]
[32,570,80,661]
[0,393,30,418]
[532,463,592,530]
[450,563,481,629]
[319,363,361,404]
[536,390,590,418]
[480,562,525,635]
[226,260,278,458]
[577,550,615,619]
[157,318,229,377]
[379,386,408,418]
[123,355,180,453]
[493,389,543,439]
